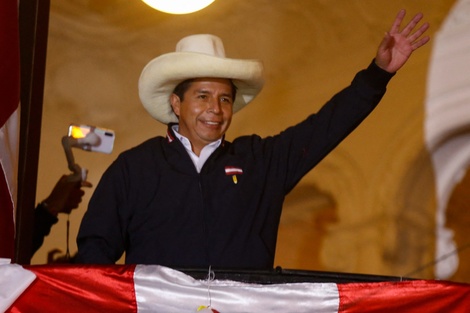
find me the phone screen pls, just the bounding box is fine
[69,125,91,139]
[68,124,115,154]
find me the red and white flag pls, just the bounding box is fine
[5,264,470,312]
[0,0,20,259]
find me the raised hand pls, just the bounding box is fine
[375,9,430,73]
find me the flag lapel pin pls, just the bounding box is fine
[225,166,243,184]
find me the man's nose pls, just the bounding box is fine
[207,97,222,113]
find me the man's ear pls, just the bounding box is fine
[170,94,181,116]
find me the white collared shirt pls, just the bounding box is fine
[172,125,222,173]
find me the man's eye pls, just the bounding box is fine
[221,97,232,103]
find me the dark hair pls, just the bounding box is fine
[172,78,238,102]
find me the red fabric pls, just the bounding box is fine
[338,279,470,312]
[0,173,15,258]
[0,0,20,259]
[7,264,138,313]
[7,265,470,312]
[0,0,20,126]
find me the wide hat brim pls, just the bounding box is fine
[139,51,264,124]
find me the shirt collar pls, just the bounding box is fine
[170,124,222,152]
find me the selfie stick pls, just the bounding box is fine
[61,132,101,182]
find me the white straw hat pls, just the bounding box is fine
[138,34,264,124]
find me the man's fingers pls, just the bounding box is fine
[401,12,425,37]
[412,35,431,51]
[389,9,406,34]
[408,22,430,42]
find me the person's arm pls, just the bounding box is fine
[31,175,92,258]
[31,202,59,256]
[75,156,129,264]
[271,10,430,193]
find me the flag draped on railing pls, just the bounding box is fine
[3,264,470,312]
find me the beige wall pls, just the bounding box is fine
[32,0,466,281]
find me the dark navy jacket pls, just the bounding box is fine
[76,61,393,268]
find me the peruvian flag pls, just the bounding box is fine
[0,0,20,259]
[4,264,470,312]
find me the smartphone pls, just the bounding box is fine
[67,124,115,154]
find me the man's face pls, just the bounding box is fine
[170,78,234,155]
